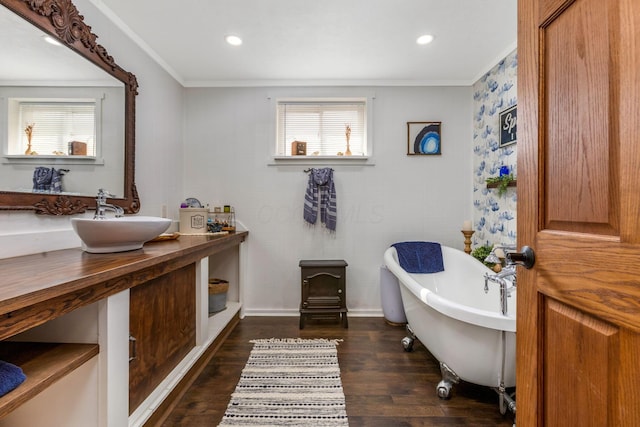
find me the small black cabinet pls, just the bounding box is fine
[299,259,348,329]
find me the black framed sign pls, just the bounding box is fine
[499,105,517,147]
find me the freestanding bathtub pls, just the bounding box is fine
[383,243,516,408]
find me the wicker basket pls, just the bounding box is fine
[208,278,229,314]
[208,278,229,294]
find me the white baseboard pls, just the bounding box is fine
[243,308,384,317]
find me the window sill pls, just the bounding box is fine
[269,155,374,166]
[2,155,105,165]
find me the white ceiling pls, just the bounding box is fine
[93,0,517,87]
[0,6,121,85]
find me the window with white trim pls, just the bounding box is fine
[8,99,96,156]
[276,98,367,157]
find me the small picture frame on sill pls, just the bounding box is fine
[291,141,307,156]
[407,122,441,155]
[499,105,517,147]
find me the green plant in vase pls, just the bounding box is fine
[486,173,515,197]
[471,244,495,268]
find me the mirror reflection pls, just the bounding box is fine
[0,4,125,197]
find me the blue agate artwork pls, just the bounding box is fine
[409,122,441,155]
[414,123,441,154]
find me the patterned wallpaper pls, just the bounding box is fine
[472,49,518,249]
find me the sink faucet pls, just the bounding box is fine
[94,188,124,219]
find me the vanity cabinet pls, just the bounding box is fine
[129,263,196,413]
[0,232,247,426]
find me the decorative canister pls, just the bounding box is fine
[179,207,209,234]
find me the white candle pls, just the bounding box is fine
[462,220,472,231]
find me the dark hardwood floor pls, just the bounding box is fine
[162,316,515,426]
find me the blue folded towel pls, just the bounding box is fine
[392,241,444,274]
[0,360,26,397]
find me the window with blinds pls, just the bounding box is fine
[276,99,367,156]
[14,101,96,156]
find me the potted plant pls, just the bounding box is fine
[471,244,496,268]
[486,173,516,197]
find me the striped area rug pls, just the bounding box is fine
[218,338,348,426]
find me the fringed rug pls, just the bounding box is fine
[218,338,348,426]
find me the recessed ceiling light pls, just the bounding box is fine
[225,35,243,46]
[43,35,62,46]
[416,34,434,45]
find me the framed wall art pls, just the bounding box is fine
[499,105,517,147]
[407,121,441,155]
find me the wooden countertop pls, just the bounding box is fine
[0,232,248,341]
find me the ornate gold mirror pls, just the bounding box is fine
[0,0,139,215]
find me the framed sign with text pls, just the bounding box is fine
[499,105,517,147]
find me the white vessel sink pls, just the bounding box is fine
[71,216,171,253]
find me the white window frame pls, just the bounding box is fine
[271,96,374,165]
[3,96,104,165]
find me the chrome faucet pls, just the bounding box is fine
[94,188,124,219]
[484,244,517,265]
[484,266,516,292]
[484,264,517,316]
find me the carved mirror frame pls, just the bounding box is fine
[0,0,140,215]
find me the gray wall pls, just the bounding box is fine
[183,86,473,314]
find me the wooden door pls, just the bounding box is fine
[517,0,640,425]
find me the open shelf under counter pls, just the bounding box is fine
[0,342,98,419]
[208,302,242,339]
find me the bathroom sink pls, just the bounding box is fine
[71,216,171,253]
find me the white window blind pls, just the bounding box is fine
[18,102,96,156]
[276,99,366,156]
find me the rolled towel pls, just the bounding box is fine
[392,241,444,274]
[0,360,26,396]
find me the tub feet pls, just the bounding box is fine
[436,362,460,400]
[401,336,414,351]
[401,324,416,352]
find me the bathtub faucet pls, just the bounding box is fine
[484,265,516,291]
[496,264,516,280]
[484,265,516,316]
[484,244,517,265]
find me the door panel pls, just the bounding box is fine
[544,0,618,234]
[544,299,616,425]
[518,0,640,424]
